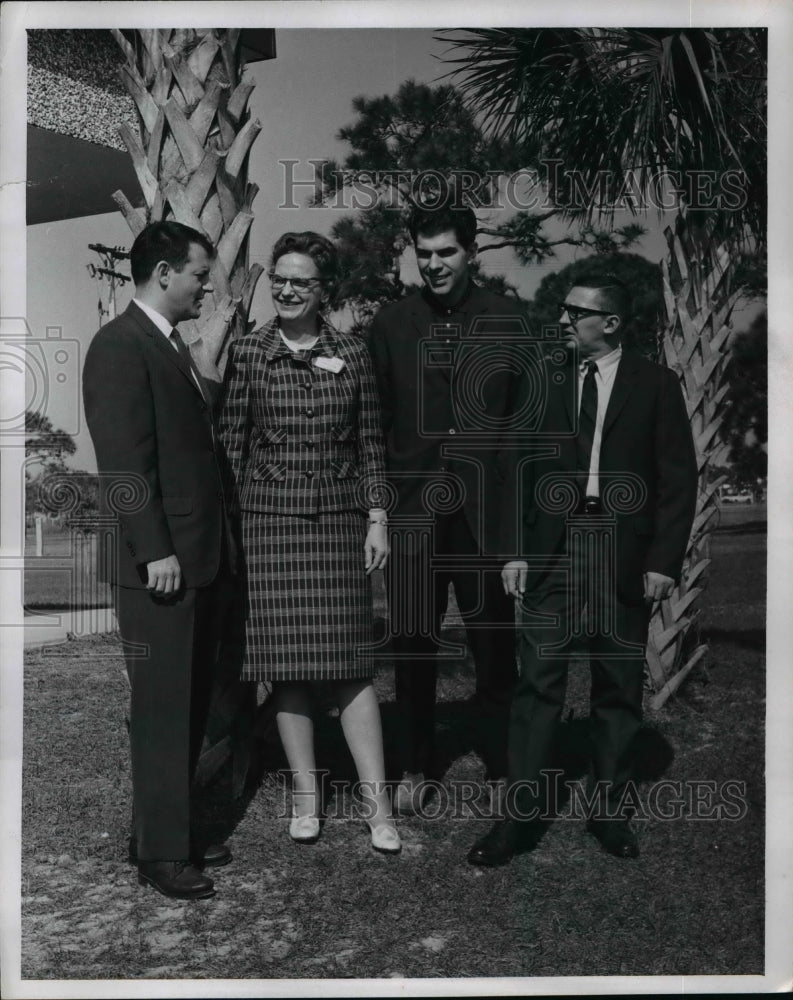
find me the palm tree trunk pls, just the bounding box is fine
[646,211,740,709]
[110,28,263,375]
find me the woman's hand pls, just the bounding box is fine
[364,522,389,575]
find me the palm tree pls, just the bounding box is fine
[110,28,268,790]
[439,28,766,706]
[111,28,264,377]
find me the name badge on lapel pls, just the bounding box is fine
[313,355,345,374]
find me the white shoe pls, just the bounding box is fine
[368,822,401,855]
[289,815,320,843]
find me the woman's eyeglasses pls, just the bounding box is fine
[268,274,324,293]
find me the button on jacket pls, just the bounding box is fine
[219,317,386,515]
[367,284,530,555]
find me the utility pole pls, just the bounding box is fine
[87,244,131,323]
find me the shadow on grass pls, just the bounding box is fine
[713,519,767,535]
[194,695,675,863]
[702,627,765,651]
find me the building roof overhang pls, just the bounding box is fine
[27,28,275,226]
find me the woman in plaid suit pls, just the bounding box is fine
[219,232,399,853]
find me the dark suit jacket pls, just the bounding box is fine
[82,301,229,589]
[503,349,698,604]
[368,284,530,555]
[219,317,386,515]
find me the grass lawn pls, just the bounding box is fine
[21,511,765,981]
[24,529,111,610]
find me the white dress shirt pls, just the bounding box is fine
[133,298,176,342]
[578,345,622,497]
[133,298,204,398]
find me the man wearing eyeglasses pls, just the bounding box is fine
[467,277,697,866]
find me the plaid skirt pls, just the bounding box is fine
[240,511,374,681]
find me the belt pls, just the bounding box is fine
[575,496,603,515]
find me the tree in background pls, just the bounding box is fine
[723,311,767,489]
[111,29,264,379]
[440,27,766,706]
[314,80,644,329]
[28,470,101,531]
[25,410,76,474]
[24,411,100,529]
[25,409,76,522]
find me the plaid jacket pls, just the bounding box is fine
[219,317,387,515]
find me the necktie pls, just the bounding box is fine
[170,328,205,400]
[170,326,191,364]
[576,360,598,494]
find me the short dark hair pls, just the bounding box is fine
[270,231,339,292]
[130,221,215,285]
[407,203,478,250]
[571,276,632,322]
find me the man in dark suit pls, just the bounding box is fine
[468,277,697,865]
[83,221,235,899]
[368,203,527,810]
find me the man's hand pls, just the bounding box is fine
[502,560,528,599]
[146,555,182,595]
[643,570,674,604]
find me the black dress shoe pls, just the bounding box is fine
[193,843,232,868]
[587,820,639,859]
[467,819,542,867]
[137,860,215,900]
[129,839,232,868]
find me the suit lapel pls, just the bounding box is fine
[127,302,205,399]
[602,352,640,439]
[545,352,576,432]
[562,363,576,431]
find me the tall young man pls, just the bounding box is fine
[368,203,528,810]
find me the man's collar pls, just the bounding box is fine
[597,345,622,371]
[420,279,479,315]
[581,345,622,373]
[133,298,172,338]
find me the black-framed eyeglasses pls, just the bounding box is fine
[558,302,614,323]
[268,273,324,293]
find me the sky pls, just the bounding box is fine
[26,29,450,469]
[24,26,694,473]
